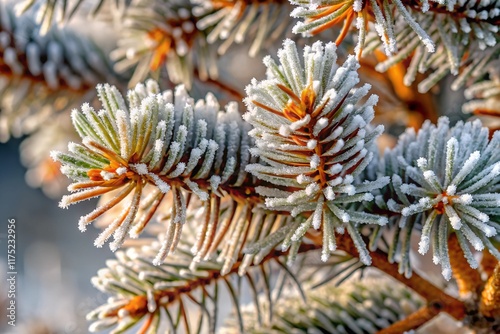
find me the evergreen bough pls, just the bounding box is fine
[4,0,500,333]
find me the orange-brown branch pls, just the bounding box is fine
[448,233,483,297]
[480,262,500,318]
[341,238,465,320]
[306,232,467,322]
[481,250,499,278]
[106,243,321,321]
[376,303,442,334]
[194,68,244,101]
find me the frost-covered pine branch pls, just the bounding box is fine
[376,116,500,280]
[244,39,389,265]
[0,3,118,142]
[291,0,500,93]
[191,0,291,57]
[221,276,423,333]
[9,0,500,332]
[52,79,261,272]
[463,65,500,121]
[110,0,213,89]
[86,231,321,334]
[367,5,500,93]
[13,0,125,34]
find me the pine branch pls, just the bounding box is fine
[405,0,500,26]
[222,276,424,333]
[291,0,451,58]
[366,3,500,93]
[111,0,208,89]
[244,39,389,265]
[376,303,441,334]
[87,235,320,333]
[480,262,500,318]
[374,116,500,280]
[0,3,119,142]
[448,233,483,297]
[14,0,128,34]
[52,79,266,271]
[192,0,291,57]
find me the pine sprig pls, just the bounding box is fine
[376,117,500,280]
[0,4,118,142]
[221,276,424,333]
[13,0,127,34]
[52,80,257,267]
[86,233,320,334]
[291,0,500,93]
[290,0,437,58]
[463,65,500,122]
[367,8,500,93]
[244,40,389,265]
[111,0,216,89]
[191,0,291,57]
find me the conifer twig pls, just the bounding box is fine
[101,243,320,320]
[448,233,483,297]
[481,250,499,278]
[307,231,467,322]
[376,303,442,334]
[480,262,500,318]
[194,68,244,101]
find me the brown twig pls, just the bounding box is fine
[448,233,483,297]
[194,68,244,101]
[306,231,466,331]
[108,243,321,320]
[340,237,465,320]
[376,303,442,334]
[480,262,500,318]
[481,250,499,278]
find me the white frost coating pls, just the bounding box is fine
[305,182,320,196]
[297,174,313,184]
[418,236,430,255]
[279,125,291,137]
[323,186,335,200]
[327,163,343,175]
[353,0,363,12]
[132,163,149,175]
[343,185,356,196]
[417,157,428,169]
[100,171,116,181]
[310,154,321,169]
[457,194,472,205]
[149,173,170,194]
[290,115,311,131]
[116,167,128,175]
[312,198,324,229]
[147,289,157,313]
[452,151,480,185]
[307,139,317,149]
[446,185,457,196]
